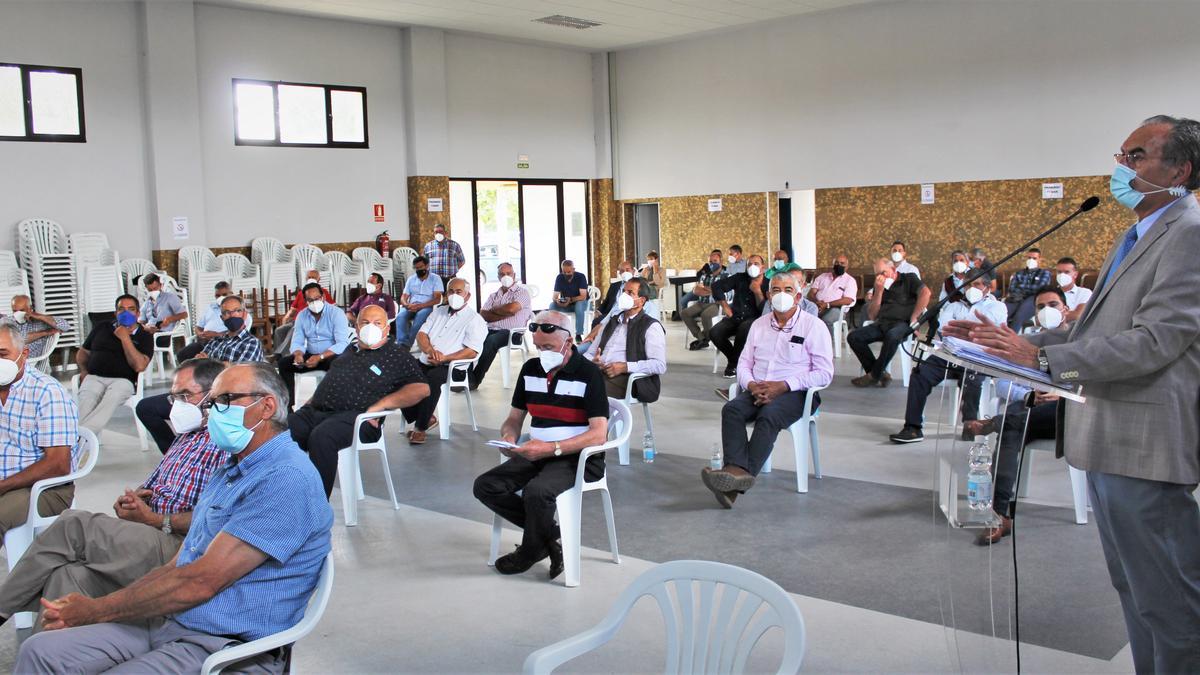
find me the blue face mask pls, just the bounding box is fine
[1110,162,1187,210]
[116,311,137,327]
[206,398,265,454]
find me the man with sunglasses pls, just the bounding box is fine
[0,359,226,628]
[474,311,610,579]
[18,363,332,672]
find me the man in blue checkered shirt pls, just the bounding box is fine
[0,325,79,547]
[1003,247,1052,328]
[423,223,466,287]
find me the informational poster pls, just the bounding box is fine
[171,216,189,240]
[708,198,723,212]
[1042,182,1064,199]
[373,204,385,222]
[427,198,444,212]
[920,183,935,204]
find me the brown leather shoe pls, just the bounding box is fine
[879,372,893,387]
[409,430,427,445]
[974,515,1013,546]
[851,373,878,387]
[700,468,740,509]
[962,417,998,440]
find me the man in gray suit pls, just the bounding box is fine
[944,115,1200,673]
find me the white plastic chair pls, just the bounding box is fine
[617,372,655,466]
[438,357,479,440]
[71,372,150,451]
[584,286,601,328]
[146,289,193,383]
[727,382,826,493]
[500,328,529,389]
[489,398,630,588]
[1020,439,1089,524]
[831,306,850,359]
[4,427,100,629]
[353,247,394,294]
[199,553,334,675]
[177,246,216,293]
[336,411,400,527]
[523,559,806,675]
[120,258,157,295]
[710,314,725,374]
[290,245,325,288]
[889,335,916,387]
[26,330,60,373]
[526,284,540,304]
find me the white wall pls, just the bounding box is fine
[0,1,152,255]
[194,4,409,246]
[611,0,1200,199]
[444,34,596,179]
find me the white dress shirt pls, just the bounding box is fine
[583,311,667,375]
[896,260,921,278]
[417,305,487,365]
[936,296,1008,335]
[1063,285,1093,311]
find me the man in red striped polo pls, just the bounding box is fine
[473,311,610,580]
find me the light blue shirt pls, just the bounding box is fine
[290,306,350,355]
[140,291,186,331]
[198,298,226,333]
[402,273,444,304]
[726,260,747,275]
[1134,197,1181,239]
[174,431,332,641]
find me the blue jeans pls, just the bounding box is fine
[550,301,587,336]
[395,306,433,346]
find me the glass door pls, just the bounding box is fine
[521,182,563,307]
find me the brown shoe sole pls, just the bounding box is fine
[700,469,738,509]
[701,467,755,493]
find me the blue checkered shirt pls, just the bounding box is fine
[140,429,224,515]
[174,431,332,641]
[1005,268,1051,303]
[423,239,466,278]
[0,368,81,479]
[0,315,71,358]
[203,328,264,363]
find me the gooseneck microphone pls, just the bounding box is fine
[907,196,1101,335]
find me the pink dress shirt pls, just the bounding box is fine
[737,308,835,393]
[810,272,858,305]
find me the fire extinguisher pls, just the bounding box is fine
[375,230,390,257]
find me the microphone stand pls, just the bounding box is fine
[905,196,1100,338]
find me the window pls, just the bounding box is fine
[233,78,367,148]
[0,63,85,142]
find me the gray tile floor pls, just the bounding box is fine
[0,322,1137,673]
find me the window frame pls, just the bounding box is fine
[232,77,368,149]
[0,62,86,143]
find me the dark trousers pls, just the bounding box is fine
[134,393,174,455]
[1005,296,1037,330]
[847,321,910,380]
[903,356,983,429]
[721,390,819,478]
[176,340,206,362]
[1088,471,1200,674]
[992,400,1056,516]
[469,329,511,388]
[473,454,604,557]
[275,352,334,407]
[401,363,448,431]
[710,316,754,369]
[288,406,382,498]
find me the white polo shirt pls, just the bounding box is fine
[417,305,487,365]
[1063,285,1093,311]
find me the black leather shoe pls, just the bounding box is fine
[723,365,736,378]
[688,340,706,351]
[493,545,546,575]
[547,540,564,580]
[889,426,924,444]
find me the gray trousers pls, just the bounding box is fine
[0,510,181,626]
[681,302,720,341]
[721,390,816,478]
[77,375,136,434]
[16,616,285,674]
[1087,471,1200,674]
[817,307,842,334]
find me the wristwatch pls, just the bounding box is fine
[553,441,563,457]
[161,513,172,535]
[1036,348,1051,374]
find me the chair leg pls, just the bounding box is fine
[641,403,654,445]
[600,487,620,564]
[1017,448,1034,499]
[337,447,359,527]
[1069,466,1089,524]
[134,415,149,452]
[761,453,773,474]
[488,514,504,566]
[464,388,478,431]
[792,421,809,494]
[556,490,583,587]
[5,526,35,628]
[501,347,511,389]
[438,384,450,440]
[833,322,843,359]
[809,417,822,480]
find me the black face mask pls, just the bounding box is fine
[832,264,846,276]
[223,316,244,333]
[415,269,428,278]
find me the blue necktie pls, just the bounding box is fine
[1095,225,1139,293]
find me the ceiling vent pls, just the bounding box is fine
[533,14,602,30]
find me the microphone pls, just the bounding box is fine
[907,196,1101,335]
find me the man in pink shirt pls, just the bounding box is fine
[808,254,858,335]
[468,262,533,390]
[701,273,835,508]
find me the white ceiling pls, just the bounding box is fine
[204,0,885,51]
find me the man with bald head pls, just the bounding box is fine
[808,254,858,336]
[846,258,929,387]
[1,295,69,366]
[289,305,431,496]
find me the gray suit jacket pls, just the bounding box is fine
[1029,194,1200,485]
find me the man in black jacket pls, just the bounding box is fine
[709,254,767,378]
[592,261,635,328]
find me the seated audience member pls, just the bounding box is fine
[348,272,397,322]
[701,273,834,508]
[888,276,1008,443]
[890,241,921,278]
[638,250,667,295]
[808,255,857,335]
[469,263,533,390]
[0,294,69,363]
[139,273,189,348]
[178,281,231,361]
[1003,247,1051,328]
[0,360,225,624]
[764,249,803,279]
[276,282,350,405]
[759,269,818,318]
[594,261,635,328]
[939,251,972,301]
[710,254,767,378]
[15,363,332,673]
[970,247,999,294]
[682,250,728,350]
[138,296,264,453]
[847,259,930,388]
[402,279,486,444]
[395,255,444,348]
[472,310,609,578]
[725,244,747,275]
[1054,257,1093,322]
[272,270,334,357]
[583,278,666,399]
[290,306,430,496]
[76,295,154,433]
[550,259,589,338]
[0,325,79,547]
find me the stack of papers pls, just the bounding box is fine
[939,336,1056,386]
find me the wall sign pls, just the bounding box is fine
[171,216,189,240]
[427,198,444,212]
[373,204,385,222]
[707,198,723,212]
[1042,182,1064,199]
[920,183,935,204]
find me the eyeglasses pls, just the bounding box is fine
[1114,151,1153,166]
[200,392,267,412]
[167,390,207,405]
[528,322,570,334]
[219,308,245,317]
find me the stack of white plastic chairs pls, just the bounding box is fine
[216,253,260,297]
[392,246,419,291]
[178,247,227,320]
[68,233,122,337]
[0,251,31,316]
[120,258,157,296]
[253,237,294,296]
[352,247,394,293]
[289,244,325,288]
[17,219,80,353]
[323,250,365,299]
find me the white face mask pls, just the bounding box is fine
[11,311,26,325]
[307,300,325,314]
[747,264,762,279]
[1056,272,1074,288]
[617,292,635,312]
[500,275,515,288]
[168,399,204,435]
[727,255,736,264]
[148,289,161,300]
[952,261,968,275]
[1025,258,1039,270]
[770,292,795,313]
[447,294,466,310]
[434,233,445,242]
[619,271,633,283]
[891,251,904,263]
[0,357,21,387]
[645,260,654,268]
[882,277,895,291]
[538,346,566,372]
[358,323,385,349]
[964,286,985,305]
[365,283,378,295]
[1037,306,1064,330]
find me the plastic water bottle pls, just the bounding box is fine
[966,438,993,512]
[642,432,655,463]
[709,443,723,471]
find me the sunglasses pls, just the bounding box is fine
[528,322,570,334]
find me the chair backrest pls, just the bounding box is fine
[177,246,216,286]
[216,253,255,280]
[16,218,66,260]
[251,237,289,266]
[120,258,157,294]
[605,398,633,448]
